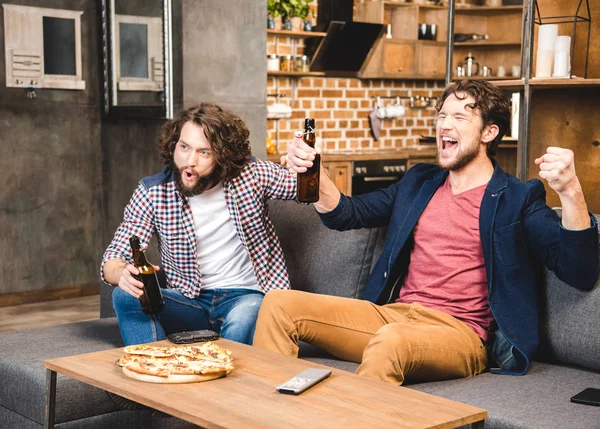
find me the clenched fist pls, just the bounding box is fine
[534,147,579,196]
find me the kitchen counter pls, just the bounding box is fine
[267,147,438,195]
[267,147,437,163]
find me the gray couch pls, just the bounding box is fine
[1,200,598,429]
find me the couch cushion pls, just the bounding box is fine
[268,200,385,299]
[0,319,124,425]
[410,362,600,429]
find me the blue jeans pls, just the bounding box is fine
[112,287,264,346]
[489,327,517,371]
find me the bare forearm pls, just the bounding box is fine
[103,258,128,285]
[314,164,341,213]
[557,177,591,230]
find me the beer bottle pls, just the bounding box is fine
[129,236,165,315]
[296,118,320,203]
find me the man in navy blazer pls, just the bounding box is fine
[254,80,599,385]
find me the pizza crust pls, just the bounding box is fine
[122,366,227,384]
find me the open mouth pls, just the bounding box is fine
[441,136,458,151]
[182,169,197,183]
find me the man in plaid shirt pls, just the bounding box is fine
[101,103,296,346]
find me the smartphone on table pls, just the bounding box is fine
[167,329,219,344]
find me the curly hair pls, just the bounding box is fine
[158,103,252,182]
[435,80,511,158]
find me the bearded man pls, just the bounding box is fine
[102,103,296,346]
[253,80,599,384]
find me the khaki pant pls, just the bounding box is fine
[253,290,487,385]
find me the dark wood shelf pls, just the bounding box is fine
[455,5,523,14]
[267,30,326,38]
[382,1,446,9]
[267,71,326,78]
[453,42,521,47]
[528,78,600,88]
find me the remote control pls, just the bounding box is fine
[276,368,332,395]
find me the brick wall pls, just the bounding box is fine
[266,0,477,154]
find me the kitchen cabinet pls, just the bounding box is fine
[323,161,352,196]
[357,1,446,79]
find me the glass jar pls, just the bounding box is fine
[280,55,293,72]
[267,54,280,72]
[295,55,309,73]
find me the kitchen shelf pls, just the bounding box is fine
[454,5,524,14]
[528,78,600,88]
[489,79,525,89]
[267,71,326,78]
[454,42,521,47]
[381,1,446,10]
[267,30,326,38]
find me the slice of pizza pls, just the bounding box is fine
[123,345,175,358]
[117,353,179,367]
[182,342,233,364]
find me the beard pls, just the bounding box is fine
[172,163,221,197]
[438,137,482,172]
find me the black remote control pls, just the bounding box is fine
[276,368,332,395]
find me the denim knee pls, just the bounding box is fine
[112,286,139,312]
[220,293,264,345]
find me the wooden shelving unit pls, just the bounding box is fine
[267,71,326,78]
[520,0,600,212]
[451,5,523,81]
[267,29,326,38]
[528,78,600,87]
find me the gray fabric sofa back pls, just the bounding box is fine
[267,200,386,298]
[539,214,600,372]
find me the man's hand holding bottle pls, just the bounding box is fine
[283,131,324,174]
[118,263,161,299]
[282,128,340,213]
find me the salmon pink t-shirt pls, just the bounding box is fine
[397,177,494,341]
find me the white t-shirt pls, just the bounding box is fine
[188,182,260,291]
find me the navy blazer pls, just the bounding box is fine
[320,162,600,375]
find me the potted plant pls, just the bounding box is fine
[267,0,282,30]
[280,0,311,32]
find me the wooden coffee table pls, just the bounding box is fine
[44,339,486,429]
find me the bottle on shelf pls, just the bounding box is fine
[296,118,320,204]
[453,33,489,43]
[129,235,165,315]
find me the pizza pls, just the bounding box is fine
[118,342,234,384]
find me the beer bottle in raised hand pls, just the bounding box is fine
[296,118,320,203]
[129,235,165,315]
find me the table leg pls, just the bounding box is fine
[471,421,485,429]
[45,369,57,429]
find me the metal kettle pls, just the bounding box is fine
[463,52,480,77]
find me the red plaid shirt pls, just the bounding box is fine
[101,158,297,298]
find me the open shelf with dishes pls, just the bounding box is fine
[451,5,524,81]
